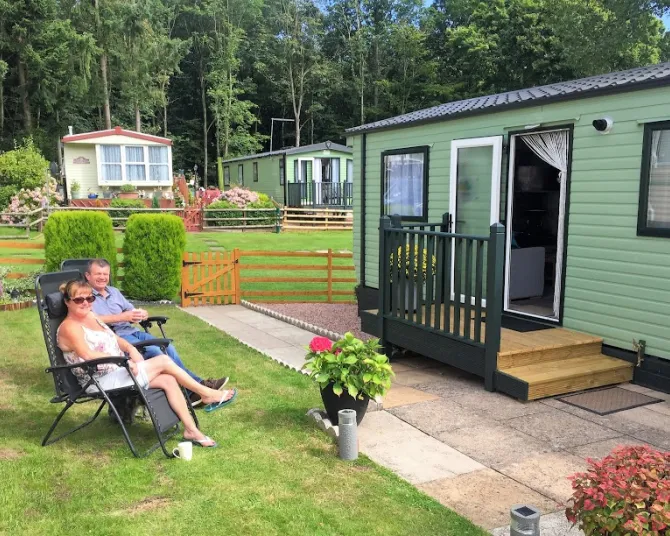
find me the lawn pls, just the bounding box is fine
[0,307,486,536]
[1,230,356,302]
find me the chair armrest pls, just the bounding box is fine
[139,316,168,329]
[46,356,129,373]
[132,338,172,351]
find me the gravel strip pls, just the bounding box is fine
[247,302,374,341]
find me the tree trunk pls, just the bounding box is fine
[200,67,208,188]
[0,76,4,132]
[101,53,111,129]
[16,56,32,130]
[163,100,168,137]
[135,102,141,132]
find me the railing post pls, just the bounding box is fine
[441,211,451,233]
[484,223,505,392]
[378,216,392,355]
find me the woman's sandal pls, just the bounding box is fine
[185,436,218,448]
[204,388,237,413]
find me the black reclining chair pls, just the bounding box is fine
[60,258,169,338]
[35,270,198,458]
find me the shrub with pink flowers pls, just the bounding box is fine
[566,445,670,535]
[206,188,276,227]
[1,179,63,224]
[220,187,259,207]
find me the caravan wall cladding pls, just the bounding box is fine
[351,85,670,360]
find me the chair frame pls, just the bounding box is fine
[36,270,199,458]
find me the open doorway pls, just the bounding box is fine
[504,129,570,322]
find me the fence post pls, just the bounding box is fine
[233,248,241,304]
[378,216,391,356]
[484,223,505,392]
[327,248,333,303]
[275,207,281,233]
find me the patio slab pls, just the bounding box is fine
[506,407,620,449]
[497,451,588,504]
[392,368,454,387]
[358,411,485,484]
[419,469,560,530]
[381,385,440,409]
[437,423,555,468]
[449,390,550,421]
[389,398,494,437]
[491,511,583,536]
[568,436,652,461]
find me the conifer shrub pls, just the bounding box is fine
[122,213,185,300]
[44,211,117,277]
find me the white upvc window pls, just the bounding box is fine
[96,144,172,186]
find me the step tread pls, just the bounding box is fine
[504,354,633,385]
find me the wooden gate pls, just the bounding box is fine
[181,251,239,306]
[182,208,203,232]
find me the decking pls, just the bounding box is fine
[363,305,633,400]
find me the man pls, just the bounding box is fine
[85,258,227,405]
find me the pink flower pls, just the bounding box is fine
[309,336,333,353]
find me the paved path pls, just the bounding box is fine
[183,304,670,534]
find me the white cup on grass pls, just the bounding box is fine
[173,441,193,461]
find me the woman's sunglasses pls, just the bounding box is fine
[69,296,96,305]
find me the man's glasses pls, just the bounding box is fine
[70,296,95,305]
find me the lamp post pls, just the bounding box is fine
[270,118,295,153]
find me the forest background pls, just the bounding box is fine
[2,0,670,187]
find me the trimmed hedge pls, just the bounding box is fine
[122,214,185,300]
[108,198,148,228]
[44,211,117,277]
[206,195,276,227]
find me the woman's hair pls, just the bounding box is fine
[59,279,92,300]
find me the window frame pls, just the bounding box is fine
[224,165,230,186]
[380,146,429,222]
[279,158,285,186]
[238,163,244,185]
[253,161,259,182]
[346,158,353,183]
[96,143,172,186]
[638,120,670,237]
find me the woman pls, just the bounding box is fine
[56,279,236,448]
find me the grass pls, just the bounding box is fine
[0,307,487,536]
[1,231,356,302]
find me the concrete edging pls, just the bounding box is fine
[241,300,345,342]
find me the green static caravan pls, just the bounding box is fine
[219,141,354,208]
[346,62,670,394]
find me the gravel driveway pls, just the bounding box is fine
[260,303,374,341]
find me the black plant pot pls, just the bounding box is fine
[320,382,370,425]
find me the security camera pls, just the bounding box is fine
[592,117,613,134]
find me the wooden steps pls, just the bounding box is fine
[498,333,634,400]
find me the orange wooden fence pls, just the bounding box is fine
[181,249,356,306]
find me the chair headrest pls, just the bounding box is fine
[45,291,67,319]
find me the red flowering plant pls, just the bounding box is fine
[302,333,394,400]
[565,445,670,535]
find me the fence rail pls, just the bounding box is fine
[283,207,353,231]
[202,207,281,232]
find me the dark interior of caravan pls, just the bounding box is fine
[507,137,560,319]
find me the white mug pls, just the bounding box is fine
[172,441,193,461]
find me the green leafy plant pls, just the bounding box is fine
[566,445,670,535]
[108,198,147,228]
[389,244,437,281]
[120,184,137,193]
[0,138,50,206]
[44,211,117,277]
[0,268,38,304]
[70,181,80,193]
[302,333,394,400]
[206,199,243,227]
[122,213,186,300]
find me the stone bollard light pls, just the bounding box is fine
[337,409,358,461]
[510,505,541,536]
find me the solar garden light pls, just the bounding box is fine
[337,409,358,461]
[510,504,540,536]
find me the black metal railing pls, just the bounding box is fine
[287,182,353,208]
[378,213,505,390]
